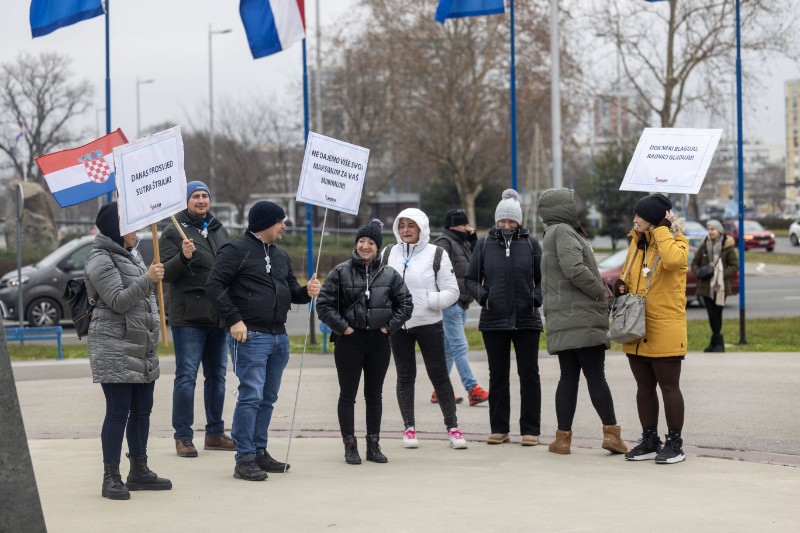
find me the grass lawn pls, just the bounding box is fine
[7,316,798,361]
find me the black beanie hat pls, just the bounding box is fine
[444,208,469,229]
[634,194,672,226]
[248,201,286,233]
[355,219,383,248]
[95,201,123,246]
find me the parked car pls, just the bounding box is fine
[0,233,157,326]
[597,246,739,307]
[789,218,800,247]
[722,219,775,252]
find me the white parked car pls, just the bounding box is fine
[790,218,800,247]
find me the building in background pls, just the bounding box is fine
[785,79,800,215]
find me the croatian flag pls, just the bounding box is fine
[30,0,104,38]
[35,130,128,208]
[240,0,305,59]
[435,0,505,24]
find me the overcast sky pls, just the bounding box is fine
[1,0,797,150]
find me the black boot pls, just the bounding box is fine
[712,334,725,352]
[703,334,716,352]
[343,435,361,465]
[125,454,173,491]
[102,463,130,500]
[365,434,388,463]
[256,451,290,473]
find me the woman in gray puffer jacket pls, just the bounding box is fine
[538,188,626,456]
[84,202,171,501]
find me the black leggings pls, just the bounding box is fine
[334,329,391,437]
[100,382,155,464]
[555,345,617,431]
[390,322,458,430]
[703,296,724,336]
[482,329,541,435]
[627,355,684,432]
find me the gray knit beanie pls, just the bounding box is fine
[495,189,523,224]
[707,219,724,233]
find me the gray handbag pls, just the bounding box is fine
[608,255,659,344]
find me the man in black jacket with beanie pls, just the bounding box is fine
[161,180,233,458]
[206,200,321,481]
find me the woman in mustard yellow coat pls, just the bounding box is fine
[614,194,688,464]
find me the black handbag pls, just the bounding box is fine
[63,278,95,339]
[697,264,714,281]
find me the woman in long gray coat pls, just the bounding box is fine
[538,188,626,456]
[85,202,171,500]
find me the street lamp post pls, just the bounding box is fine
[136,76,154,138]
[209,25,232,191]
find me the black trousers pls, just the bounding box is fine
[482,329,541,436]
[334,329,391,437]
[555,345,617,431]
[627,356,684,432]
[702,296,724,336]
[390,322,458,430]
[100,381,155,464]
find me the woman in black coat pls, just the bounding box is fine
[465,190,543,447]
[317,220,413,465]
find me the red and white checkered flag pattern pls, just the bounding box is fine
[84,157,111,184]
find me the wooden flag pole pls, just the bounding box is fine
[170,215,188,241]
[150,223,168,347]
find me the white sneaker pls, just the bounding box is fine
[448,427,468,449]
[403,427,419,448]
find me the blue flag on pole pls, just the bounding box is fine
[435,0,505,24]
[30,0,104,38]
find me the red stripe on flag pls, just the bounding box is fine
[36,129,129,175]
[296,0,306,29]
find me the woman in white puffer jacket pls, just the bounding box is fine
[384,208,467,450]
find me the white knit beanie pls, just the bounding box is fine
[495,189,523,224]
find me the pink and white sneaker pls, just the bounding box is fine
[448,427,468,449]
[403,426,419,448]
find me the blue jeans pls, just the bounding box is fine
[227,331,290,462]
[171,326,228,440]
[442,304,477,394]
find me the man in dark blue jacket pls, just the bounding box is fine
[206,201,320,481]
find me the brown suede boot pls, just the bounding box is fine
[602,425,628,454]
[548,430,572,455]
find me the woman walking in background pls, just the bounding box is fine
[690,219,738,352]
[538,188,626,456]
[85,202,172,500]
[614,194,689,464]
[317,220,413,465]
[465,189,544,446]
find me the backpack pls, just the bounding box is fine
[381,244,444,290]
[63,278,95,339]
[62,251,116,340]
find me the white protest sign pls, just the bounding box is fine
[113,126,187,234]
[296,132,370,215]
[621,128,723,194]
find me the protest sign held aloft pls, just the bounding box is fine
[621,128,722,195]
[296,132,370,215]
[113,126,187,235]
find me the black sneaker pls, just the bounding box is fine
[624,433,662,461]
[655,436,686,464]
[256,451,290,473]
[234,455,268,481]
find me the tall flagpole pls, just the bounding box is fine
[104,0,112,203]
[510,0,518,190]
[550,0,563,189]
[302,38,317,345]
[735,0,746,344]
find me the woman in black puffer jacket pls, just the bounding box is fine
[317,220,413,465]
[465,190,543,447]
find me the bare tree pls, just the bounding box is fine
[593,0,798,129]
[325,0,582,225]
[0,51,93,183]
